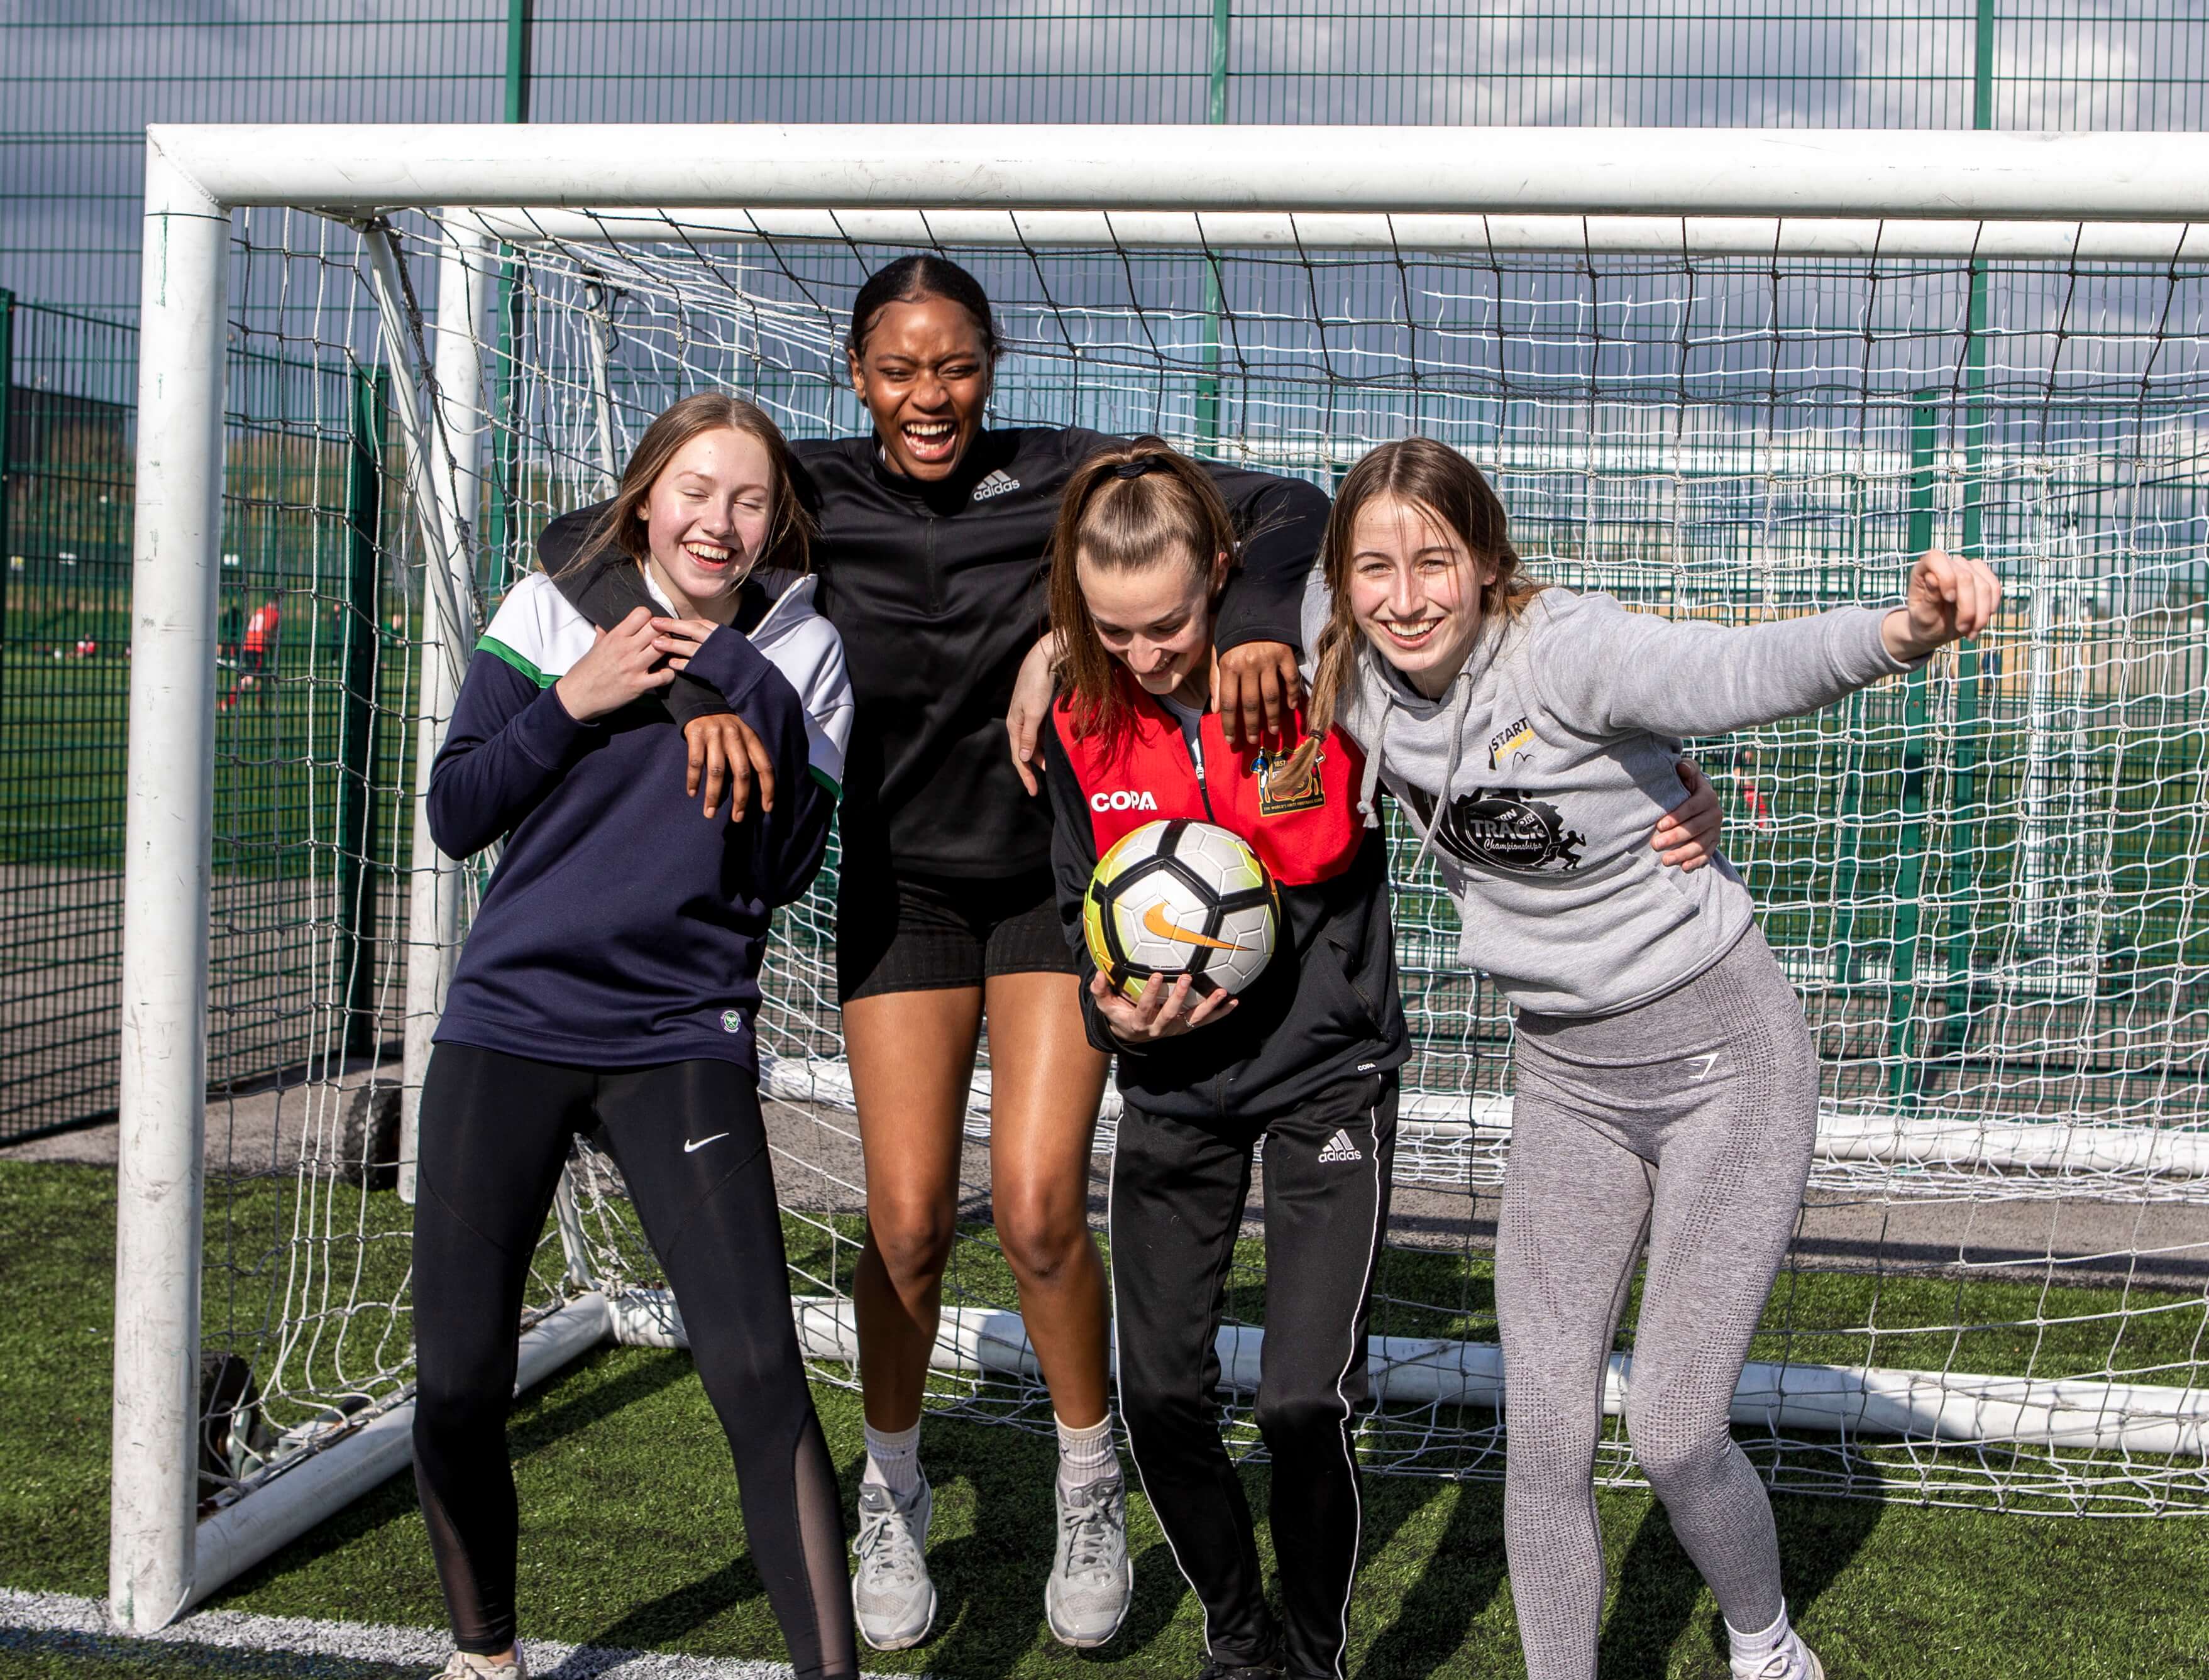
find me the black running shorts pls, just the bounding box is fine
[835,865,1079,1003]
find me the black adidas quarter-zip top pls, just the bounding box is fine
[537,427,1328,880]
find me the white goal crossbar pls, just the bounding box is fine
[115,122,2209,1632]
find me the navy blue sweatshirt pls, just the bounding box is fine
[429,569,851,1073]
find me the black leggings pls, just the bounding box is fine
[411,1043,857,1679]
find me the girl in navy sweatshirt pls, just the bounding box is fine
[414,394,856,1680]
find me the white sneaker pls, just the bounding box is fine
[434,1653,526,1680]
[1734,1630,1824,1680]
[852,1476,937,1650]
[1045,1471,1132,1647]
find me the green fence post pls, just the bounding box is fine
[1829,454,1872,987]
[0,288,13,707]
[485,0,532,589]
[1944,0,1995,1050]
[1886,392,1939,1108]
[1193,0,1229,453]
[505,0,533,123]
[335,369,388,1060]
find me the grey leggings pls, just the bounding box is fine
[1496,923,1817,1680]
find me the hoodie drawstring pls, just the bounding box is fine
[1357,683,1390,830]
[1402,676,1476,879]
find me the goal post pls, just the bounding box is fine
[115,121,2209,1632]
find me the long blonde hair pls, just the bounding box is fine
[561,392,814,580]
[1306,437,1538,737]
[1047,437,1240,747]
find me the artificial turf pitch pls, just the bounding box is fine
[3,1161,2206,1679]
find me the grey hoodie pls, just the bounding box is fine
[1304,572,1915,1017]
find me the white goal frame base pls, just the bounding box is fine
[115,119,2209,1632]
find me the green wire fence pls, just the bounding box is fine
[0,4,2203,1139]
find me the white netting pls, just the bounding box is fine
[196,203,2209,1522]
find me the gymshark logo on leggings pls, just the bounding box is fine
[1685,1053,1721,1082]
[1317,1129,1363,1163]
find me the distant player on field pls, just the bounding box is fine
[220,595,280,712]
[412,395,856,1680]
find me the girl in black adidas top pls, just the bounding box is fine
[534,255,1328,1650]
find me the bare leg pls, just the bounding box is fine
[846,986,983,1431]
[982,971,1113,1428]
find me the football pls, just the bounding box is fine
[1082,818,1279,1000]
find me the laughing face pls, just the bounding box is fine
[1078,544,1226,711]
[847,294,991,481]
[1345,493,1497,700]
[636,425,774,616]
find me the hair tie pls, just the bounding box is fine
[1111,456,1166,480]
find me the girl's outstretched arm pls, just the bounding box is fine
[1533,549,1999,744]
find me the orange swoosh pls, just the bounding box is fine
[1142,900,1243,951]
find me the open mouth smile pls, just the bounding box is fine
[682,541,737,571]
[901,418,959,463]
[1379,618,1444,651]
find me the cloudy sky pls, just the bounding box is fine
[1,1,2199,314]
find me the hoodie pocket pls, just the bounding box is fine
[1634,839,1707,932]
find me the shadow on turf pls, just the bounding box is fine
[1595,1487,1885,1680]
[0,1625,418,1679]
[1353,1471,1510,1679]
[213,1346,699,1605]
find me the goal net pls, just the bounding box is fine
[114,124,2209,1630]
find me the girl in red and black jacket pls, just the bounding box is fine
[1042,439,1406,1680]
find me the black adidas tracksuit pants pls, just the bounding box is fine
[1110,1070,1397,1680]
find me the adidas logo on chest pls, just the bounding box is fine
[971,469,1022,501]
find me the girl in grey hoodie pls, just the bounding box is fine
[1301,437,2000,1680]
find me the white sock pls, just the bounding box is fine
[1055,1412,1118,1492]
[862,1421,923,1500]
[1726,1603,1795,1671]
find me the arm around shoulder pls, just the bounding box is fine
[1213,469,1329,655]
[724,615,850,908]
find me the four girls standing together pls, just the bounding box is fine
[416,255,1998,1680]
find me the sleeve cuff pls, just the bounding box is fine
[1862,605,1927,674]
[682,623,773,703]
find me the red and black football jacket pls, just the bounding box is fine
[1045,678,1409,1126]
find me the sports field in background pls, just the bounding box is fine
[3,1156,2207,1680]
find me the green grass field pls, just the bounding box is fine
[6,1160,2209,1679]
